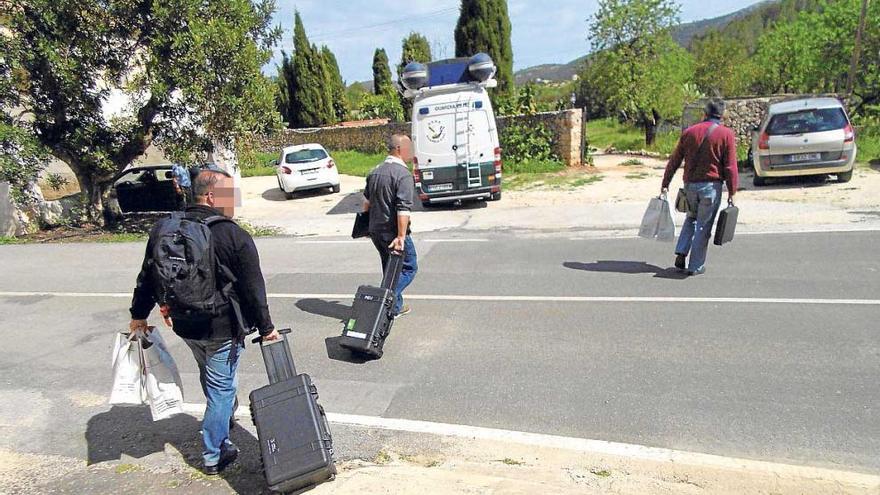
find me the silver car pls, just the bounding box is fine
[751,97,856,186]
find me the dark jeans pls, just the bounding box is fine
[371,233,418,314]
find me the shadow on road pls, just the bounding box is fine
[324,336,377,364]
[738,172,836,191]
[327,192,364,215]
[263,186,338,202]
[86,406,265,494]
[564,261,690,280]
[295,298,351,322]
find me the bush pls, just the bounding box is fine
[500,122,559,164]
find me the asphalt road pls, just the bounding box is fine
[1,230,878,476]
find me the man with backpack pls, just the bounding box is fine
[128,166,278,475]
[661,98,739,275]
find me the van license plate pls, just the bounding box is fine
[790,153,821,162]
[430,183,453,192]
[422,171,434,180]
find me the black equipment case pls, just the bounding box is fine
[250,329,336,493]
[714,204,739,246]
[338,251,403,358]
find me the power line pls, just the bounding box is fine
[306,6,459,42]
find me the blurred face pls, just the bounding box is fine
[398,136,414,164]
[205,175,238,217]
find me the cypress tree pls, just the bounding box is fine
[454,0,515,95]
[321,45,349,122]
[372,48,394,95]
[276,52,296,127]
[398,32,433,115]
[291,11,329,127]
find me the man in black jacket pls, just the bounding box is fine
[129,166,278,475]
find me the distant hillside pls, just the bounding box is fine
[515,0,822,84]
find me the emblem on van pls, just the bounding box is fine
[426,119,446,143]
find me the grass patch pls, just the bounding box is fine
[374,449,392,465]
[620,158,644,166]
[856,130,880,167]
[238,220,283,237]
[506,171,602,191]
[0,236,22,245]
[332,150,386,177]
[115,463,143,475]
[591,468,612,478]
[625,172,649,180]
[94,232,149,243]
[240,151,278,178]
[497,458,525,466]
[587,118,679,156]
[503,159,566,174]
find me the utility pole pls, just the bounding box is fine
[846,0,870,96]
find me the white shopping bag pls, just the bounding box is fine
[109,332,146,406]
[639,195,676,242]
[141,329,185,421]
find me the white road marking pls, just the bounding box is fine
[569,226,880,241]
[179,403,880,487]
[2,291,879,306]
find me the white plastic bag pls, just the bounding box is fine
[141,329,185,421]
[639,195,676,242]
[109,333,146,405]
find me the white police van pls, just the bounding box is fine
[402,54,502,205]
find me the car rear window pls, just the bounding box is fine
[767,108,848,135]
[285,149,327,163]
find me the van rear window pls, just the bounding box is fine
[285,149,327,163]
[767,108,848,135]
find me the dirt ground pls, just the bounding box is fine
[235,155,880,237]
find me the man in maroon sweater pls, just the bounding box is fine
[661,98,739,275]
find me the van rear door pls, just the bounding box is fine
[414,93,472,193]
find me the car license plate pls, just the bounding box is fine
[430,183,453,192]
[301,168,319,175]
[422,171,434,180]
[790,153,821,162]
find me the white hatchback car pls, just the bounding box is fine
[751,97,856,186]
[275,144,341,199]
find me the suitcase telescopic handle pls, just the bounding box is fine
[251,327,292,344]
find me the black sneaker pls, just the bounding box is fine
[674,254,687,270]
[203,442,239,475]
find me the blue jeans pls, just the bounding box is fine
[183,338,242,466]
[372,234,418,314]
[675,182,723,272]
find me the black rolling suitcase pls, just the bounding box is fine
[250,329,336,493]
[338,251,403,359]
[714,203,739,246]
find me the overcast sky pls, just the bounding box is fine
[269,0,765,83]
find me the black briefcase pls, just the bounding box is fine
[339,252,403,358]
[250,329,336,493]
[351,211,370,239]
[714,204,739,246]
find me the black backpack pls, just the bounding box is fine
[148,212,245,332]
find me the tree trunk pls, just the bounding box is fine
[72,169,118,227]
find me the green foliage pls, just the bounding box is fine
[586,118,680,155]
[332,150,387,177]
[398,32,432,115]
[275,53,296,126]
[44,173,70,192]
[0,122,46,208]
[454,0,515,95]
[500,122,559,163]
[398,32,433,76]
[691,31,757,96]
[321,46,349,122]
[2,0,282,224]
[239,149,277,177]
[372,48,394,95]
[0,236,23,245]
[290,12,334,127]
[358,91,404,122]
[503,159,566,174]
[586,0,694,143]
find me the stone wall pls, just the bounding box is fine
[254,109,585,167]
[683,94,845,147]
